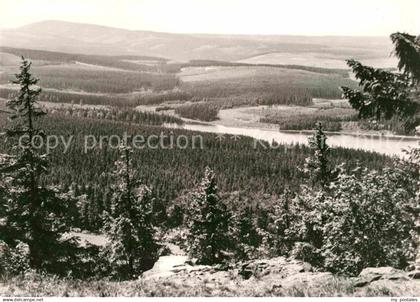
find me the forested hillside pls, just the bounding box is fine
[1,47,358,109]
[0,111,391,231]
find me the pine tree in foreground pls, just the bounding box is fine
[187,167,232,265]
[102,144,158,279]
[0,57,76,274]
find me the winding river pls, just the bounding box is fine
[168,123,419,157]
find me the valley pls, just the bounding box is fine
[1,38,418,158]
[0,40,413,139]
[0,19,419,297]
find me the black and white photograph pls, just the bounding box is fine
[0,0,419,299]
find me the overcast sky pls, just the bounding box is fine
[1,0,419,36]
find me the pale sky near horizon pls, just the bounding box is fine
[0,0,419,36]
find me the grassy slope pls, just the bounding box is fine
[1,272,418,297]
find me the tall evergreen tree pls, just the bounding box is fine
[342,32,420,132]
[303,122,337,189]
[102,144,158,280]
[0,57,76,273]
[187,167,232,264]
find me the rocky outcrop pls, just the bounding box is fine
[407,247,420,280]
[280,271,334,287]
[408,271,420,279]
[239,257,313,280]
[352,265,420,288]
[140,243,420,296]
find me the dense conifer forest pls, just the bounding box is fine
[0,110,392,231]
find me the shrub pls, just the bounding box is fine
[290,242,322,267]
[231,206,263,260]
[265,192,302,257]
[296,166,418,275]
[0,241,30,276]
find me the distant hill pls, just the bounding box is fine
[0,20,397,67]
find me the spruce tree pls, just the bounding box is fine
[341,32,420,132]
[102,144,158,279]
[0,57,76,273]
[303,122,337,189]
[187,167,232,264]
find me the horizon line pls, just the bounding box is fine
[1,19,394,38]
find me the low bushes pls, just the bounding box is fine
[294,165,418,275]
